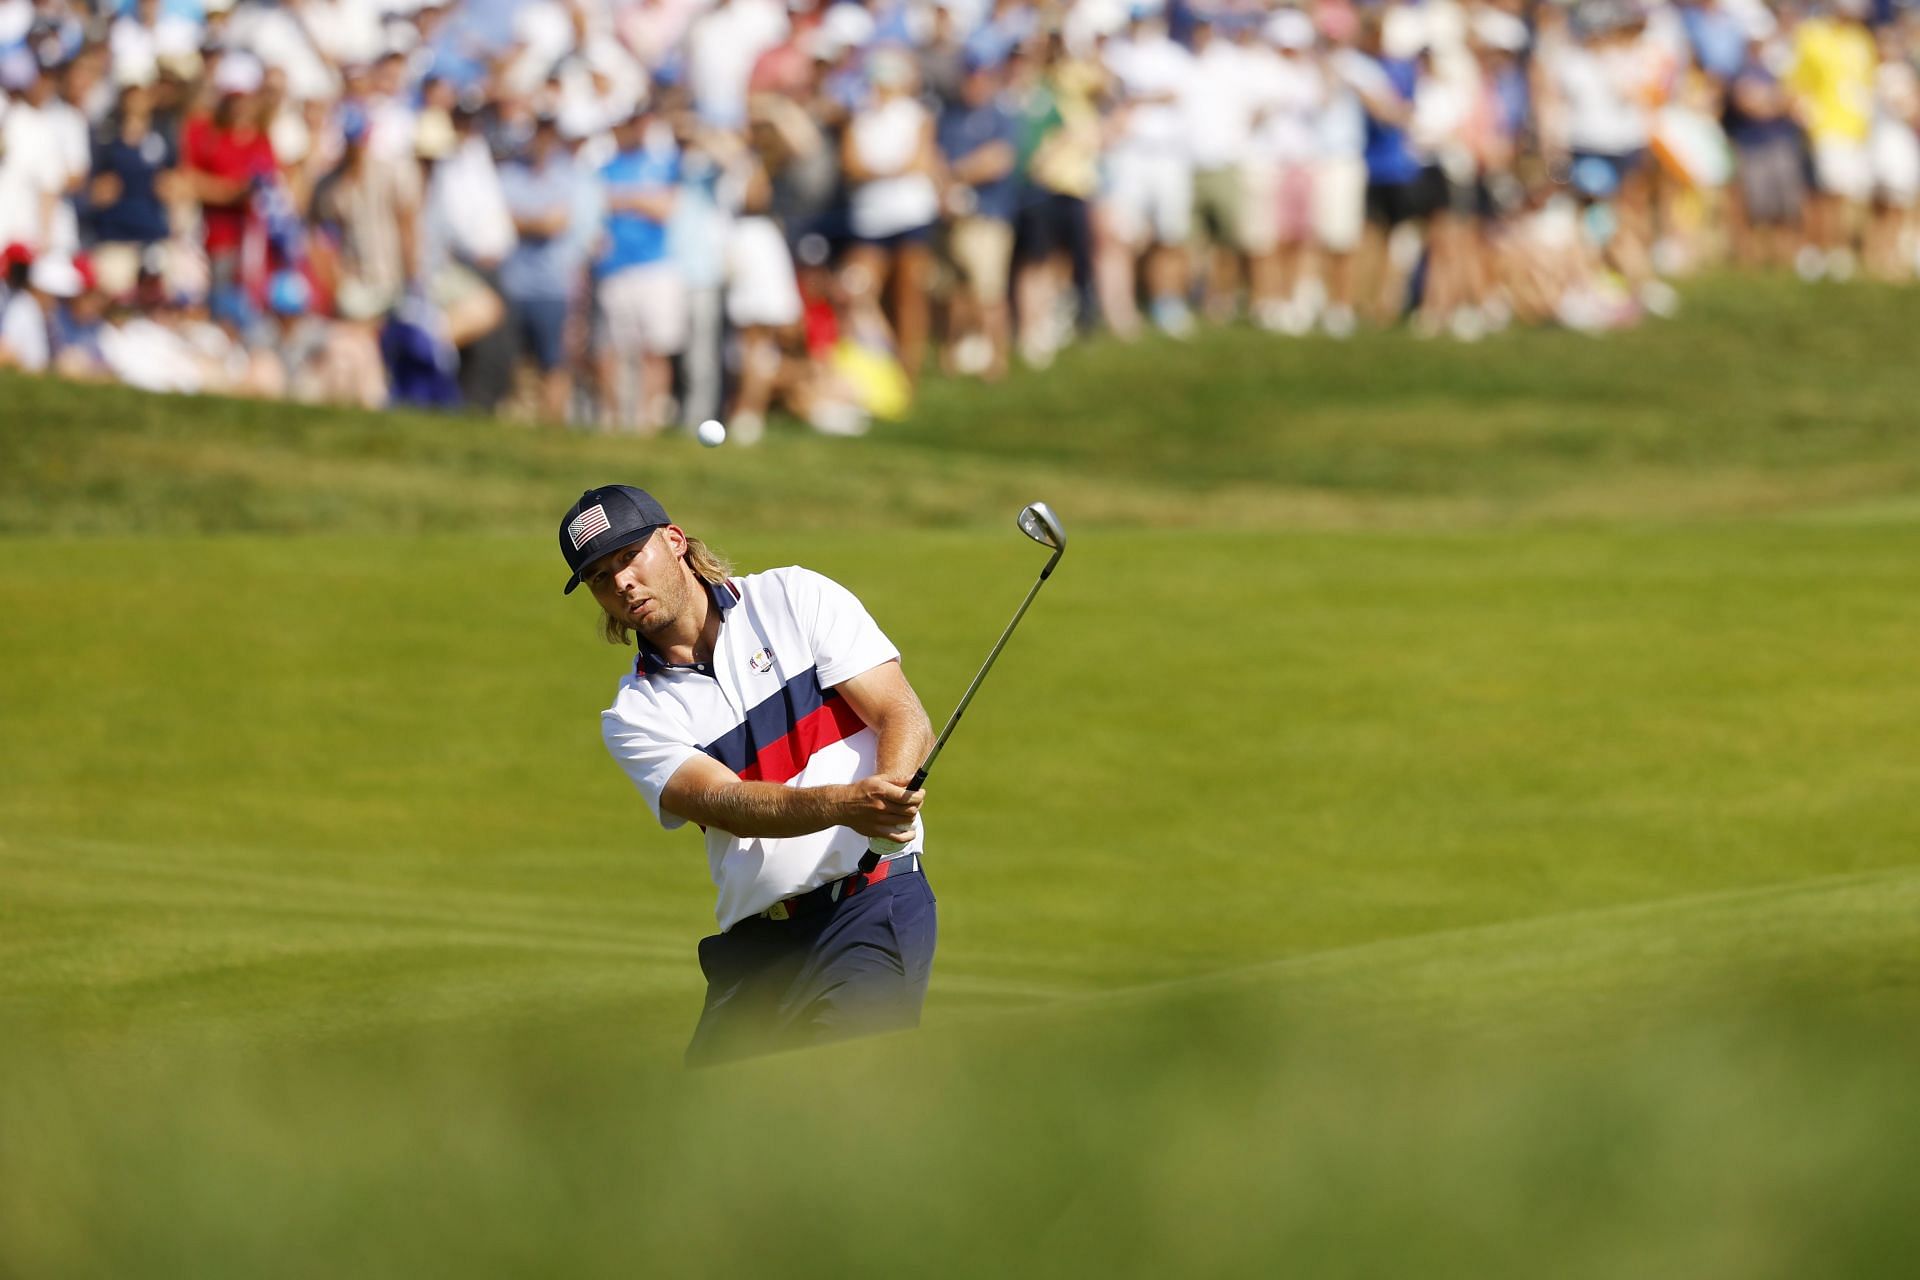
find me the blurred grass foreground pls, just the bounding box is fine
[4,278,1920,1277]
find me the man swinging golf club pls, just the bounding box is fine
[561,483,937,1066]
[563,484,1067,1066]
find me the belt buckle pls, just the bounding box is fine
[767,900,791,921]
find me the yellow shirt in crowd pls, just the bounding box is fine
[1790,17,1877,145]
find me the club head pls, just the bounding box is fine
[1017,502,1067,555]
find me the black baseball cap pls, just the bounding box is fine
[558,484,671,594]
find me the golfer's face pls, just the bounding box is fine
[586,526,687,635]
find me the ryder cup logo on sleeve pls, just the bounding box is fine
[568,505,612,551]
[749,647,775,674]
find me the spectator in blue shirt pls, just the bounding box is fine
[1678,0,1748,84]
[86,81,175,297]
[1351,12,1440,322]
[937,54,1020,380]
[593,104,685,434]
[499,113,589,424]
[1724,30,1806,268]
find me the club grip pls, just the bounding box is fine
[860,766,931,869]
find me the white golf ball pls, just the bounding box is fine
[697,419,727,448]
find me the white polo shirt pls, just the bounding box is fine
[602,567,923,930]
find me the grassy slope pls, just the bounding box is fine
[5,278,1920,1274]
[9,277,1920,536]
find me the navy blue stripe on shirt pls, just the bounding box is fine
[701,667,829,775]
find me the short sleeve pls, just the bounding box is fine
[779,567,901,688]
[602,690,703,831]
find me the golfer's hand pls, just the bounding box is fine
[841,775,923,842]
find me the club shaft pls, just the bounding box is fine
[915,550,1059,783]
[862,547,1061,866]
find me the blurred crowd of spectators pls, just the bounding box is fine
[2,0,1917,437]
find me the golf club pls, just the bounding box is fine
[863,502,1068,867]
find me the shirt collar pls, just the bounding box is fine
[633,578,740,677]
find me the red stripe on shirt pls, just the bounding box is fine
[737,692,868,784]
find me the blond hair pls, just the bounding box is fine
[600,533,734,646]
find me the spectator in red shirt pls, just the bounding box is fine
[181,52,277,299]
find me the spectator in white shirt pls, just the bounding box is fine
[307,0,387,72]
[109,0,165,92]
[1313,7,1372,338]
[0,253,81,373]
[229,0,342,104]
[841,46,942,387]
[1244,9,1327,333]
[1184,11,1260,323]
[424,101,519,411]
[1544,3,1668,311]
[686,0,790,129]
[0,54,78,255]
[1103,4,1195,334]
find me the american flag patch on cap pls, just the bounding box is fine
[567,504,611,550]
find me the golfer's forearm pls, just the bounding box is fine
[676,779,856,839]
[871,703,934,782]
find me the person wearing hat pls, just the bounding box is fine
[181,51,276,301]
[309,101,421,321]
[1243,8,1330,335]
[558,485,937,1067]
[0,252,80,372]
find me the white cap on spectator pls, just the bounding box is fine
[212,50,265,96]
[384,24,421,55]
[557,97,603,142]
[1382,5,1428,59]
[415,107,456,159]
[1471,8,1529,52]
[0,0,32,49]
[819,3,876,58]
[30,256,83,299]
[204,0,236,14]
[1264,8,1315,50]
[153,19,202,80]
[115,54,159,89]
[271,108,313,164]
[1731,0,1776,41]
[335,279,386,321]
[584,32,645,104]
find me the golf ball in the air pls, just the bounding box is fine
[697,419,727,448]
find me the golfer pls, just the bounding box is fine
[559,484,938,1066]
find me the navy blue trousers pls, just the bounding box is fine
[684,868,937,1068]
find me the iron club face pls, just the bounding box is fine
[1018,502,1067,555]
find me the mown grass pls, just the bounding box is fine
[4,278,1920,1274]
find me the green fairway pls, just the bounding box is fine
[5,278,1920,1275]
